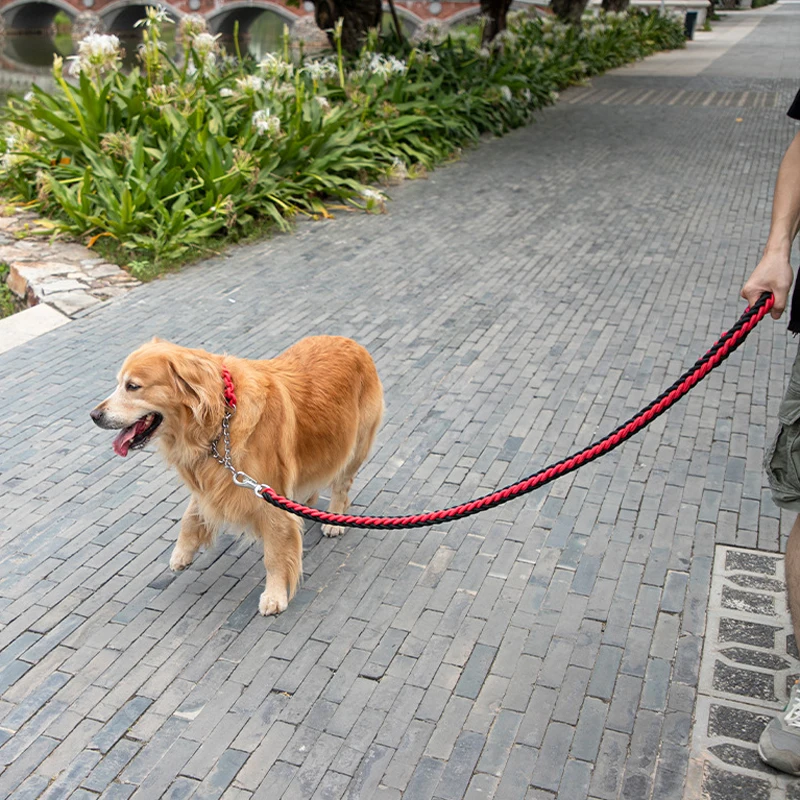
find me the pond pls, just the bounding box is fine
[0,13,288,97]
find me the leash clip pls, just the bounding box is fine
[232,471,269,498]
[232,470,259,491]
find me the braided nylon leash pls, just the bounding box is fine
[240,293,774,530]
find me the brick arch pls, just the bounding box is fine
[1,0,75,30]
[98,0,183,32]
[206,1,299,35]
[383,4,424,30]
[444,6,482,26]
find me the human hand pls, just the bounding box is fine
[741,252,794,319]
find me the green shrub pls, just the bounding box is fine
[0,7,684,272]
[0,262,20,318]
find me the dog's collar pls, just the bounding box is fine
[221,366,237,409]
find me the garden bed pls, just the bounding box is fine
[0,8,685,277]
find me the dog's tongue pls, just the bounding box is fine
[112,418,148,457]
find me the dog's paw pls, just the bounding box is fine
[169,546,195,571]
[259,589,288,616]
[321,524,345,538]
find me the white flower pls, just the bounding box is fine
[23,91,34,103]
[236,75,264,93]
[252,109,280,136]
[191,32,220,70]
[477,47,491,59]
[219,87,235,97]
[266,78,296,99]
[305,61,325,81]
[360,187,387,212]
[135,4,172,27]
[67,33,122,79]
[304,56,338,82]
[496,29,517,46]
[137,38,165,67]
[361,54,407,80]
[179,14,207,39]
[2,135,19,170]
[314,95,331,113]
[521,88,531,102]
[258,53,294,80]
[499,85,512,102]
[386,157,407,183]
[411,19,444,44]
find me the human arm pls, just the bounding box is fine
[741,130,800,319]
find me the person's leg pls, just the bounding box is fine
[759,513,800,774]
[785,514,800,645]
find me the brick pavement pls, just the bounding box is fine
[2,7,800,798]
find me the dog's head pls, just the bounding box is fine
[90,339,226,457]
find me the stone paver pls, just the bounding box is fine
[2,6,800,798]
[0,209,140,320]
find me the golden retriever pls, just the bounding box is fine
[90,336,383,615]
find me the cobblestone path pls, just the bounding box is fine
[2,7,800,798]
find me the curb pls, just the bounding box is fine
[0,302,70,354]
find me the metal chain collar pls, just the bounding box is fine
[210,408,266,494]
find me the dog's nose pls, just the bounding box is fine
[90,408,105,425]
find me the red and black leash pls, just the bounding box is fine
[230,293,774,530]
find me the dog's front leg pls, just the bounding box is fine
[258,506,303,616]
[170,497,212,571]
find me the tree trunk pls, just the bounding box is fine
[480,0,513,42]
[313,0,382,53]
[601,0,630,10]
[551,0,591,24]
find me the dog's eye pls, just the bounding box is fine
[126,382,141,392]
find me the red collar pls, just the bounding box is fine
[221,366,237,409]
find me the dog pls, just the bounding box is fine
[90,336,383,615]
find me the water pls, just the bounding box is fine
[0,13,287,97]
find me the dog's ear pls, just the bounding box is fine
[167,354,225,430]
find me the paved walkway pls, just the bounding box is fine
[1,7,800,799]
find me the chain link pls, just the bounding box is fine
[210,410,234,474]
[211,409,265,494]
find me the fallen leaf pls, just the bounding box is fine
[87,231,117,248]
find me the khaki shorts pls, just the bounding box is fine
[766,344,800,512]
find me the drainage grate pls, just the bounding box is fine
[687,546,800,800]
[565,87,781,108]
